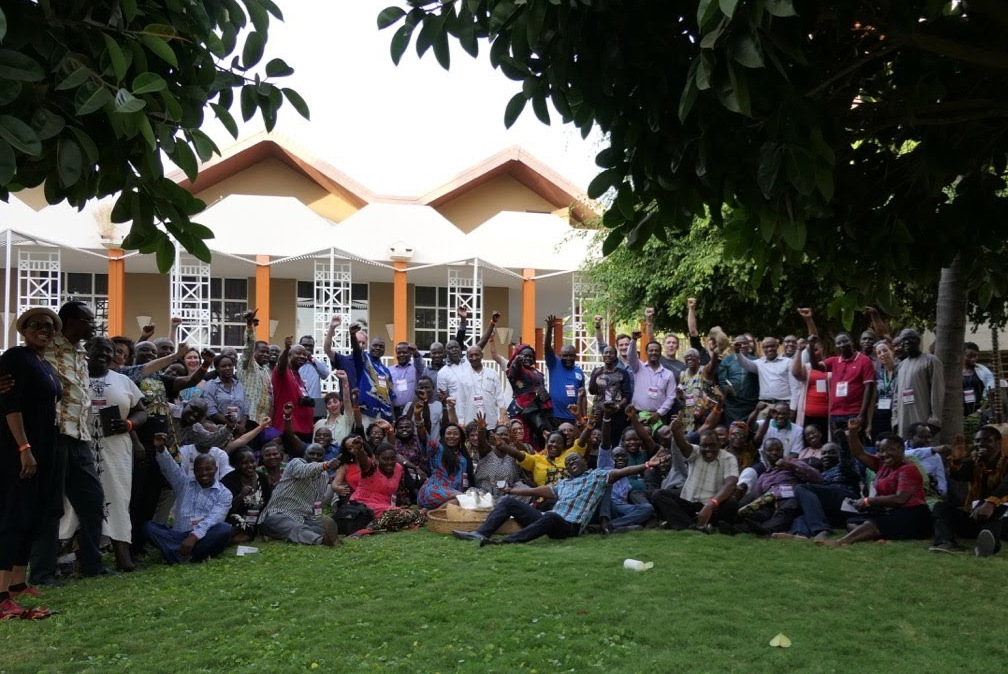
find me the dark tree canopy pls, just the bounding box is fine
[0,0,308,270]
[380,0,1008,324]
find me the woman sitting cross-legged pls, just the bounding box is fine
[336,437,425,535]
[221,448,273,544]
[817,418,931,546]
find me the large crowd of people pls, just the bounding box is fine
[1,297,1006,621]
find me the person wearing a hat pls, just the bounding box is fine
[30,301,114,585]
[0,307,63,619]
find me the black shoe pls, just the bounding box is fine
[81,566,117,578]
[975,529,997,558]
[611,525,643,534]
[452,530,487,543]
[479,537,505,547]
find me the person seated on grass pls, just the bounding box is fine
[257,441,286,488]
[178,415,269,482]
[452,451,662,546]
[338,439,425,535]
[930,426,1008,556]
[221,448,273,544]
[496,428,584,490]
[600,406,658,502]
[648,419,740,532]
[903,422,949,500]
[797,424,826,470]
[751,402,804,458]
[280,402,338,462]
[595,446,656,533]
[734,438,822,536]
[771,442,862,541]
[474,422,524,498]
[416,410,469,511]
[817,419,931,547]
[257,443,341,547]
[143,432,233,564]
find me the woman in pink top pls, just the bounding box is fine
[818,418,930,546]
[347,439,425,534]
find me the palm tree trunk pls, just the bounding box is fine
[935,254,966,444]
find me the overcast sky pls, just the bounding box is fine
[205,1,602,195]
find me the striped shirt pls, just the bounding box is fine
[262,458,330,520]
[44,333,90,440]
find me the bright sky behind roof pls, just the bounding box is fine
[207,1,603,196]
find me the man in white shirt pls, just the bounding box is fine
[452,346,505,426]
[737,337,795,410]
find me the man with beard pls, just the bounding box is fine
[544,314,585,426]
[809,332,876,441]
[891,329,944,440]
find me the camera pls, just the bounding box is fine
[298,395,314,407]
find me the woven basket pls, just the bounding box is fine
[427,504,521,535]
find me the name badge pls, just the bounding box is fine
[565,384,576,399]
[377,376,387,389]
[91,398,108,410]
[313,501,322,518]
[835,381,848,397]
[685,394,696,407]
[395,379,409,392]
[190,517,204,527]
[648,386,659,399]
[245,509,259,525]
[964,389,976,404]
[815,379,827,394]
[226,405,239,417]
[878,397,892,410]
[902,389,915,405]
[778,485,795,499]
[473,394,484,405]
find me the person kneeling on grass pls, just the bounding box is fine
[258,443,341,547]
[142,432,233,564]
[452,451,662,546]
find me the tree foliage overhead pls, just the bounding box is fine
[380,0,1008,323]
[0,0,309,271]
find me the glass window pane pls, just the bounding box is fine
[223,278,247,300]
[94,274,108,294]
[352,283,368,301]
[415,308,435,329]
[65,273,91,294]
[415,286,435,306]
[210,277,221,297]
[438,287,448,304]
[415,331,434,351]
[224,301,246,322]
[297,281,313,300]
[223,325,244,348]
[210,324,222,346]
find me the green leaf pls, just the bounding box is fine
[730,33,764,69]
[0,49,44,82]
[120,0,137,23]
[56,137,83,187]
[696,0,720,28]
[531,94,550,124]
[265,58,294,77]
[815,165,834,202]
[155,235,175,273]
[103,33,127,82]
[719,0,739,19]
[0,79,20,105]
[55,66,91,91]
[31,109,65,141]
[696,52,713,90]
[433,30,450,70]
[587,168,620,199]
[242,31,266,69]
[764,0,797,17]
[139,114,156,150]
[780,216,806,250]
[390,24,413,66]
[0,7,7,42]
[377,6,406,29]
[114,88,146,113]
[615,187,635,220]
[132,72,166,94]
[240,85,257,121]
[76,85,112,116]
[171,140,199,182]
[0,115,42,156]
[68,127,100,163]
[281,88,310,120]
[142,35,178,67]
[210,102,239,137]
[503,92,526,128]
[601,227,625,256]
[0,138,15,185]
[188,129,218,162]
[757,142,782,197]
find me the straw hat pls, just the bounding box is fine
[16,307,62,334]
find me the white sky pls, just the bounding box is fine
[205,1,602,195]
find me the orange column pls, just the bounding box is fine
[521,268,536,346]
[255,255,271,343]
[393,260,407,344]
[107,248,125,336]
[638,320,647,355]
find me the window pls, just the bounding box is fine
[62,272,109,336]
[209,277,248,349]
[414,286,451,351]
[295,281,369,347]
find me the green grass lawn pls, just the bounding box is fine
[2,529,1005,673]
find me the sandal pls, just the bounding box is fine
[10,584,42,599]
[0,598,27,620]
[21,606,52,620]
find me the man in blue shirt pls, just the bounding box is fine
[544,314,585,424]
[453,452,660,545]
[143,432,232,564]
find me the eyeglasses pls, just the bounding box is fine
[25,320,56,331]
[72,315,96,324]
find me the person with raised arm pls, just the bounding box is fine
[271,335,315,442]
[237,309,274,428]
[544,314,586,427]
[644,306,686,379]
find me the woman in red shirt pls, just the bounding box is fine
[818,418,930,546]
